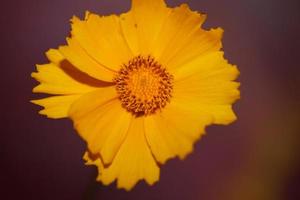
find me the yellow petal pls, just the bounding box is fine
[70,14,133,71]
[31,95,81,119]
[31,62,103,95]
[143,115,174,164]
[121,1,222,76]
[152,4,206,63]
[45,48,64,64]
[83,151,102,167]
[119,12,139,56]
[144,102,213,163]
[174,80,240,104]
[170,96,238,125]
[69,87,132,164]
[99,107,132,164]
[198,105,237,125]
[120,0,170,55]
[32,49,104,95]
[68,86,117,120]
[141,2,222,70]
[172,58,240,124]
[75,101,131,164]
[94,117,159,191]
[172,51,239,81]
[31,49,110,119]
[165,27,223,70]
[166,28,223,70]
[59,37,115,82]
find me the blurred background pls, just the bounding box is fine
[1,0,299,199]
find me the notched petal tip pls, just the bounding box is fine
[70,15,81,24]
[31,72,37,78]
[30,100,52,118]
[30,99,38,105]
[223,112,238,125]
[31,85,40,93]
[117,182,135,191]
[34,64,45,72]
[231,66,241,82]
[210,27,224,39]
[84,10,91,20]
[45,48,64,64]
[38,110,60,119]
[217,105,239,125]
[178,146,194,160]
[180,3,207,18]
[177,3,207,26]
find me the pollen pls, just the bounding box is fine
[114,55,173,116]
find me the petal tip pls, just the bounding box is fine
[212,27,224,38]
[84,10,91,20]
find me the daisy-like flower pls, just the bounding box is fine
[32,0,240,190]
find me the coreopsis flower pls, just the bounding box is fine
[32,0,240,190]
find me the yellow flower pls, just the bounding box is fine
[31,0,240,190]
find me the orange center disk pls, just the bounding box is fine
[114,55,173,116]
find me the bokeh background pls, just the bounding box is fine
[1,0,299,199]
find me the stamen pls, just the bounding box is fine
[114,55,173,116]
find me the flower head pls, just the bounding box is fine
[32,0,240,190]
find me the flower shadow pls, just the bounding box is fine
[59,59,115,88]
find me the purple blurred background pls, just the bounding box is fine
[1,0,299,199]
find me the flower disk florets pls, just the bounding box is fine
[114,55,173,116]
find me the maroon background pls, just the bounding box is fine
[1,0,299,199]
